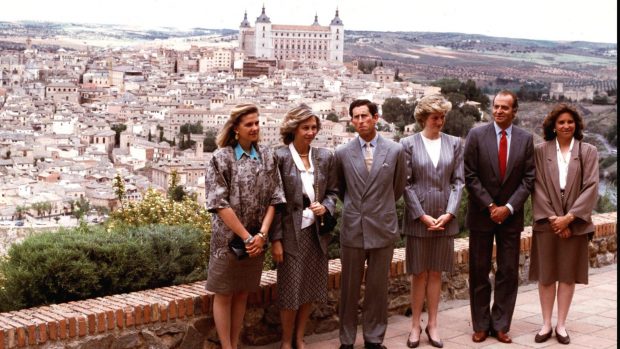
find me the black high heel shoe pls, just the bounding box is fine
[425,326,444,348]
[406,328,421,348]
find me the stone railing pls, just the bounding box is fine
[0,212,616,348]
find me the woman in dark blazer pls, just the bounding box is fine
[270,104,338,349]
[530,103,599,345]
[400,94,464,348]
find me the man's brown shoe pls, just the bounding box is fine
[494,331,512,344]
[472,331,488,343]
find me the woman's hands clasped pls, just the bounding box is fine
[549,215,574,238]
[245,233,267,258]
[421,213,453,231]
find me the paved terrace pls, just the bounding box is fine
[249,263,617,349]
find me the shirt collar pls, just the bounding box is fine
[493,122,513,136]
[234,143,259,160]
[555,137,575,153]
[358,134,378,149]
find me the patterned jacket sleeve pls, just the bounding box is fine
[204,151,230,213]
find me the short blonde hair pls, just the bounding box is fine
[216,104,259,148]
[280,104,321,145]
[414,94,452,128]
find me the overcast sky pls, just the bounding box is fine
[1,0,617,44]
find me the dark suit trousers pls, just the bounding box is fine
[469,227,521,333]
[339,245,394,345]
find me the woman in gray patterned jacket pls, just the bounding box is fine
[204,104,286,349]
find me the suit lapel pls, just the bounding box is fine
[436,133,448,179]
[484,124,501,181]
[349,138,369,181]
[563,140,580,200]
[311,147,320,201]
[545,141,563,212]
[286,148,303,206]
[502,128,519,184]
[365,136,388,192]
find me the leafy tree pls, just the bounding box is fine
[73,197,90,219]
[113,173,126,208]
[381,97,416,131]
[167,170,187,202]
[15,205,28,220]
[432,78,461,94]
[443,109,476,138]
[203,130,217,152]
[326,112,339,122]
[157,125,164,142]
[110,124,127,148]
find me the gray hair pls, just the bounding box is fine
[280,104,321,145]
[216,103,259,148]
[414,94,452,128]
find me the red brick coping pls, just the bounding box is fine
[0,212,616,348]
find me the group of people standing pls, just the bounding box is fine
[204,90,599,349]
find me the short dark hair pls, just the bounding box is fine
[349,99,378,117]
[542,103,585,141]
[493,90,519,111]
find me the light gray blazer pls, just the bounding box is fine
[270,146,338,256]
[335,135,407,249]
[400,133,464,237]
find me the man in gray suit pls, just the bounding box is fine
[464,90,535,344]
[335,99,407,349]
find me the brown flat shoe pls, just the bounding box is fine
[534,329,553,343]
[555,327,570,345]
[472,330,488,343]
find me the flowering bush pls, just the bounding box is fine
[108,188,211,261]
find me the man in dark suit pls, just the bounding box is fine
[464,90,535,344]
[335,99,406,349]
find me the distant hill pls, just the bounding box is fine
[343,30,617,84]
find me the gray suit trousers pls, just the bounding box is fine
[339,245,394,345]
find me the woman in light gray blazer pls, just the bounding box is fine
[270,104,338,349]
[400,94,464,348]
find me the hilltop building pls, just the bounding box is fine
[239,6,344,64]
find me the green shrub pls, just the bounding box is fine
[0,224,207,312]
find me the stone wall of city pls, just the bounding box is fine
[0,212,615,349]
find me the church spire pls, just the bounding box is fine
[330,7,343,26]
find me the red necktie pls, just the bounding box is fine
[498,130,507,181]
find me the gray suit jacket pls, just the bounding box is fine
[464,123,535,232]
[532,140,599,236]
[401,133,464,237]
[335,135,407,249]
[270,146,338,256]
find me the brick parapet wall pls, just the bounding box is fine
[0,213,616,349]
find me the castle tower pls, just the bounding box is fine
[254,5,273,59]
[239,11,252,54]
[329,8,344,63]
[312,13,320,26]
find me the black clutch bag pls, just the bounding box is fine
[318,211,337,236]
[228,228,267,260]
